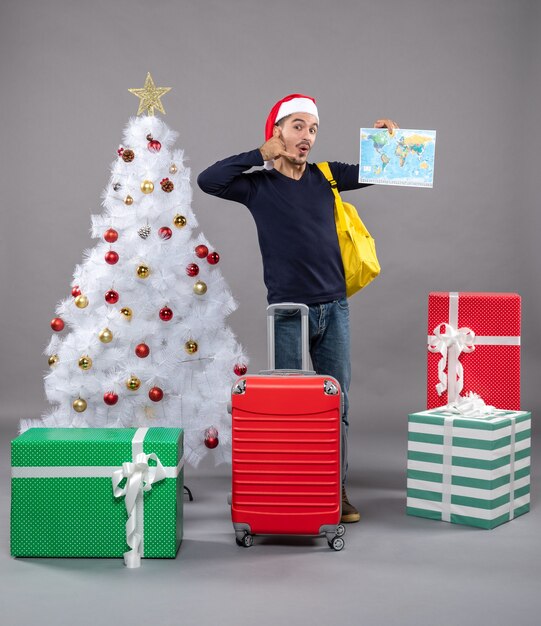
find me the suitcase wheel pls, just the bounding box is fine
[336,524,346,538]
[236,533,254,548]
[329,536,345,551]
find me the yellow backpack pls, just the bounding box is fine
[317,162,381,298]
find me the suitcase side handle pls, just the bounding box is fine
[266,303,311,371]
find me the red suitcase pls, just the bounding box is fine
[230,303,345,550]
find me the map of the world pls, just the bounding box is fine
[359,128,436,187]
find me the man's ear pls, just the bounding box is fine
[273,125,282,138]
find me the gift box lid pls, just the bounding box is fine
[11,428,183,468]
[409,408,531,431]
[428,292,521,336]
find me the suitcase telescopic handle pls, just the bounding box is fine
[266,303,311,371]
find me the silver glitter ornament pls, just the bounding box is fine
[138,225,151,239]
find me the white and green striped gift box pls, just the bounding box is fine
[407,408,531,529]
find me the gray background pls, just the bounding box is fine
[0,1,540,625]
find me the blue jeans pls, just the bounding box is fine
[274,298,351,483]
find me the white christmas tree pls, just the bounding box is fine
[25,74,248,466]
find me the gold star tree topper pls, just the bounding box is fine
[128,72,171,116]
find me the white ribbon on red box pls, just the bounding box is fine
[427,292,521,403]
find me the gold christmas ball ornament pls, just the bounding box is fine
[48,354,59,366]
[140,180,154,194]
[193,280,208,296]
[126,375,141,391]
[169,163,178,174]
[184,340,198,355]
[120,307,133,320]
[136,264,151,279]
[78,355,93,370]
[73,398,87,413]
[173,214,187,228]
[98,327,113,343]
[74,294,89,309]
[124,195,134,205]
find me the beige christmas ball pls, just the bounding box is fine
[75,294,89,309]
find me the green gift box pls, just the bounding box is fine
[407,408,531,529]
[11,427,183,566]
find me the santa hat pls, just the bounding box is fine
[264,94,319,141]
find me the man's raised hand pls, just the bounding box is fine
[259,126,296,161]
[373,119,400,136]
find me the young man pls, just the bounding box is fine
[198,94,398,523]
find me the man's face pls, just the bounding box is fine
[277,112,318,165]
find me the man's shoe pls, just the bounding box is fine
[341,486,360,523]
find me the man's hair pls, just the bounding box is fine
[275,115,291,129]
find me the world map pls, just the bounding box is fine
[359,128,436,187]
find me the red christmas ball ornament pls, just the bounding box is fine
[195,244,209,259]
[148,386,164,402]
[50,317,65,332]
[104,228,118,243]
[103,391,119,406]
[159,306,173,321]
[234,363,247,376]
[105,250,119,265]
[147,134,162,153]
[186,263,199,277]
[135,343,150,358]
[158,226,172,240]
[204,426,219,449]
[104,289,119,304]
[207,251,220,265]
[71,285,81,297]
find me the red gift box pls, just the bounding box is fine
[427,292,521,410]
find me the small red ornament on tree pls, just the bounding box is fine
[204,426,219,449]
[117,147,124,157]
[186,263,199,277]
[195,244,209,259]
[148,386,164,402]
[105,250,119,265]
[234,363,247,376]
[207,251,220,265]
[159,306,173,321]
[71,285,81,297]
[104,228,118,243]
[104,391,119,406]
[158,226,172,240]
[146,134,162,153]
[51,317,65,332]
[104,289,119,304]
[135,343,150,358]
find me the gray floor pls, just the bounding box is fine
[2,421,540,626]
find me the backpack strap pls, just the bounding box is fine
[317,161,348,232]
[316,161,336,187]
